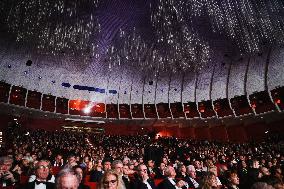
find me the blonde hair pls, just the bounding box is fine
[98,170,123,189]
[200,172,217,189]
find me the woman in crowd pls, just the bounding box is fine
[98,170,122,189]
[225,172,240,189]
[199,172,218,189]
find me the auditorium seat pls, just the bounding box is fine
[20,175,29,185]
[84,182,97,189]
[154,179,163,186]
[51,166,61,175]
[84,175,91,183]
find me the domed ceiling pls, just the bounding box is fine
[0,0,283,73]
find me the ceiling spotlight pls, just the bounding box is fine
[265,131,269,134]
[83,107,91,114]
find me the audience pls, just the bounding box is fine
[130,164,156,189]
[0,127,283,189]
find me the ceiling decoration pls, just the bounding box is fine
[0,0,283,73]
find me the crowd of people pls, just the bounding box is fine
[0,127,283,189]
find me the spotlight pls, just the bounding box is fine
[83,107,91,114]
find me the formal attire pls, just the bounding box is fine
[130,176,156,189]
[24,180,55,189]
[157,178,187,189]
[78,183,91,189]
[122,175,131,189]
[153,168,166,179]
[89,170,104,182]
[178,175,199,189]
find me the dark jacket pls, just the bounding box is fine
[24,181,55,189]
[130,177,156,189]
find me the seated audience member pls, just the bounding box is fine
[122,164,131,182]
[80,156,91,169]
[153,162,166,179]
[193,160,206,179]
[260,167,271,177]
[186,165,199,189]
[208,165,222,187]
[246,159,261,188]
[52,154,64,167]
[157,166,187,189]
[199,172,218,189]
[73,165,90,189]
[250,182,274,189]
[130,164,156,189]
[20,156,34,176]
[270,166,283,182]
[98,170,122,189]
[64,154,78,169]
[225,172,240,189]
[112,160,129,189]
[147,160,156,178]
[176,164,187,179]
[90,159,112,182]
[86,161,94,174]
[0,156,18,187]
[56,168,80,189]
[25,160,55,189]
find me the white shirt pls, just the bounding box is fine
[28,175,55,183]
[168,178,188,189]
[34,181,47,189]
[143,180,153,189]
[189,177,199,188]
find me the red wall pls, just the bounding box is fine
[0,113,283,142]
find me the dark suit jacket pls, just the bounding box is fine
[183,176,199,189]
[157,178,187,189]
[89,170,104,182]
[153,168,166,179]
[157,178,176,189]
[78,183,91,189]
[176,174,198,188]
[24,181,55,189]
[122,176,131,189]
[130,177,156,189]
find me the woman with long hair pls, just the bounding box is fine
[199,172,218,189]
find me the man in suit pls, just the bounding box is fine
[157,166,187,189]
[24,160,55,189]
[130,164,156,189]
[153,162,166,179]
[73,165,90,189]
[89,159,111,182]
[112,160,129,189]
[0,156,18,188]
[185,165,199,189]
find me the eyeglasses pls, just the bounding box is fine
[37,165,50,169]
[103,180,117,185]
